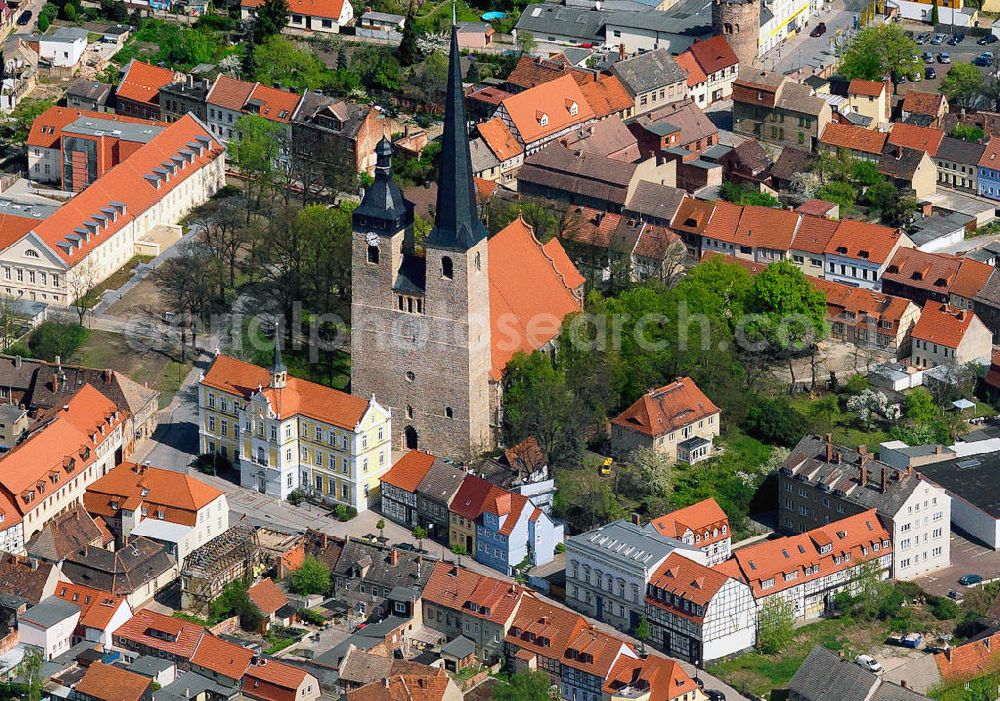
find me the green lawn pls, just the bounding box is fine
[78,255,155,309]
[785,393,888,452]
[69,329,191,408]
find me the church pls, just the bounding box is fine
[350,27,585,461]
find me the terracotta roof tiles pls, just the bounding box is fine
[685,35,740,76]
[381,450,436,493]
[421,561,524,625]
[823,219,904,264]
[649,498,729,544]
[888,123,944,157]
[192,634,254,680]
[578,74,633,119]
[248,577,288,615]
[902,90,946,117]
[54,581,127,631]
[911,301,978,348]
[116,60,177,106]
[241,0,346,20]
[821,122,888,155]
[848,79,886,97]
[935,632,1000,683]
[74,662,150,701]
[611,377,719,438]
[498,74,595,145]
[84,462,222,527]
[477,117,522,161]
[114,609,205,659]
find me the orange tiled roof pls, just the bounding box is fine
[980,136,1000,168]
[686,35,740,76]
[902,90,946,117]
[791,213,839,254]
[888,123,944,157]
[116,60,177,106]
[727,509,890,598]
[674,51,707,88]
[670,196,715,236]
[450,474,495,521]
[911,301,978,348]
[421,560,524,625]
[243,659,309,701]
[30,115,222,267]
[27,106,161,149]
[381,450,436,493]
[84,462,222,527]
[820,122,888,155]
[192,634,254,680]
[0,213,46,252]
[247,83,301,123]
[478,118,522,161]
[935,632,1000,683]
[823,219,904,264]
[505,55,592,91]
[578,74,633,119]
[953,257,993,299]
[848,79,886,97]
[543,237,586,289]
[74,662,150,701]
[248,577,288,615]
[812,277,914,329]
[114,609,205,659]
[649,498,729,544]
[201,354,370,429]
[498,74,595,145]
[207,74,255,112]
[346,669,451,701]
[612,377,719,438]
[605,654,699,701]
[488,217,583,380]
[54,581,127,631]
[241,0,346,19]
[646,552,731,620]
[561,205,622,248]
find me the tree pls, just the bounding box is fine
[152,241,221,355]
[210,580,266,631]
[951,123,985,142]
[69,259,98,325]
[815,180,858,209]
[757,596,795,654]
[865,180,917,227]
[635,614,651,654]
[28,322,88,362]
[847,388,901,428]
[9,98,55,143]
[905,387,938,424]
[412,525,427,550]
[940,62,983,108]
[838,23,919,84]
[619,446,673,500]
[931,0,940,24]
[252,0,289,43]
[493,671,555,701]
[229,114,285,215]
[397,12,422,66]
[19,650,42,701]
[746,397,808,446]
[0,298,22,352]
[719,180,780,207]
[376,518,386,540]
[516,30,537,55]
[288,554,331,595]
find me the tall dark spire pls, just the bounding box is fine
[424,26,487,252]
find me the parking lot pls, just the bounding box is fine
[896,22,999,97]
[914,531,1000,597]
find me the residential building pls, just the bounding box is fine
[25,503,111,566]
[603,652,704,701]
[846,79,890,127]
[882,248,993,309]
[932,135,983,193]
[512,5,607,55]
[901,91,949,127]
[813,277,920,359]
[559,116,640,163]
[578,74,635,122]
[205,75,301,143]
[380,450,434,528]
[493,74,597,155]
[475,485,560,576]
[159,77,210,123]
[503,53,593,94]
[565,519,706,634]
[823,220,913,289]
[83,462,228,563]
[421,561,524,660]
[112,609,206,665]
[456,21,494,48]
[722,510,892,622]
[115,60,178,119]
[630,99,720,155]
[350,36,584,460]
[770,146,815,191]
[198,348,391,507]
[610,377,720,462]
[978,136,1000,201]
[819,122,888,161]
[65,79,111,112]
[647,499,731,564]
[790,646,931,701]
[474,117,524,185]
[17,595,79,659]
[52,581,131,647]
[914,451,1000,550]
[60,535,177,609]
[780,435,951,579]
[889,123,945,160]
[788,214,837,278]
[356,11,405,40]
[645,552,755,664]
[0,553,58,605]
[733,71,831,149]
[180,519,261,613]
[415,460,467,544]
[879,143,938,198]
[345,666,460,701]
[610,49,688,116]
[700,201,801,264]
[247,578,288,631]
[23,27,88,69]
[1,115,224,306]
[291,93,391,178]
[910,302,992,368]
[331,537,431,619]
[674,35,740,107]
[240,0,353,33]
[74,662,152,701]
[449,474,493,556]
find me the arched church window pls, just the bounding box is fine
[442,256,453,279]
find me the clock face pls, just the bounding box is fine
[366,232,380,246]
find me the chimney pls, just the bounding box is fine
[14,356,20,368]
[935,445,943,455]
[54,355,60,368]
[901,681,908,689]
[945,647,952,663]
[631,512,641,526]
[825,434,833,461]
[859,463,868,488]
[619,43,626,61]
[985,637,992,652]
[52,373,59,392]
[834,451,842,464]
[858,445,869,464]
[390,549,399,567]
[102,368,112,383]
[881,467,888,494]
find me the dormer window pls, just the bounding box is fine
[537,111,549,127]
[566,99,578,116]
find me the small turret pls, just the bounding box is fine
[270,335,287,390]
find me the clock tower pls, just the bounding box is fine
[350,27,493,461]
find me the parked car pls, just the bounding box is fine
[706,692,726,701]
[925,66,937,79]
[902,633,923,648]
[810,22,827,37]
[980,33,999,45]
[856,655,883,673]
[975,52,993,66]
[947,589,961,600]
[15,9,29,24]
[931,33,946,45]
[924,51,935,63]
[960,573,983,586]
[599,457,613,475]
[938,52,951,63]
[948,32,965,45]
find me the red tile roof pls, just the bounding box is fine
[848,79,886,97]
[421,561,524,625]
[241,0,346,19]
[812,277,914,329]
[449,474,495,521]
[84,462,222,527]
[980,136,1000,168]
[31,115,222,267]
[605,654,699,701]
[346,668,452,701]
[505,55,592,92]
[649,498,729,545]
[246,83,301,123]
[543,237,586,289]
[242,659,310,701]
[935,632,1000,683]
[795,199,839,219]
[54,581,128,631]
[381,450,436,493]
[727,509,890,598]
[674,51,707,88]
[883,248,976,295]
[793,215,840,255]
[478,118,522,161]
[579,74,633,119]
[201,354,370,429]
[911,302,979,348]
[114,609,205,659]
[116,60,177,107]
[902,90,946,117]
[498,74,595,145]
[820,122,888,155]
[248,577,288,615]
[612,377,719,438]
[670,197,715,236]
[206,75,255,112]
[27,106,160,149]
[192,634,254,680]
[823,219,904,264]
[74,662,150,701]
[685,35,740,76]
[561,205,622,248]
[888,123,944,157]
[488,217,583,380]
[646,552,731,618]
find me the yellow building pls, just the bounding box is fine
[847,79,890,128]
[198,345,391,510]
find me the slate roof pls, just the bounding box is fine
[519,144,636,206]
[789,647,880,701]
[879,144,927,181]
[568,520,693,568]
[0,554,54,605]
[19,596,80,628]
[415,460,466,506]
[513,5,608,43]
[25,503,105,562]
[610,48,687,96]
[333,538,433,593]
[771,147,815,182]
[61,537,175,597]
[625,181,686,222]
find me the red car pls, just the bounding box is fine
[810,22,826,37]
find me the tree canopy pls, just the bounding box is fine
[839,24,919,83]
[939,62,984,108]
[288,555,331,595]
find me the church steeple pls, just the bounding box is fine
[424,26,487,252]
[353,136,411,237]
[270,335,287,390]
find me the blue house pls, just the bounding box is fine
[979,137,1000,200]
[474,489,562,576]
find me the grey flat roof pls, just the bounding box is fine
[361,10,405,21]
[127,655,175,676]
[569,519,691,566]
[0,197,59,220]
[62,117,164,143]
[19,596,79,628]
[907,212,974,247]
[514,4,608,41]
[918,450,1000,517]
[441,636,477,658]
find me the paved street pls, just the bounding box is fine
[768,0,856,75]
[914,532,1000,597]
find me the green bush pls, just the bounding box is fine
[334,504,357,521]
[288,555,331,596]
[210,580,265,631]
[28,322,88,362]
[745,398,808,447]
[287,488,306,505]
[299,608,326,626]
[843,374,870,396]
[931,596,962,620]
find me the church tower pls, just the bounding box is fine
[350,27,493,461]
[270,335,287,390]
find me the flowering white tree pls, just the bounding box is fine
[847,389,901,429]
